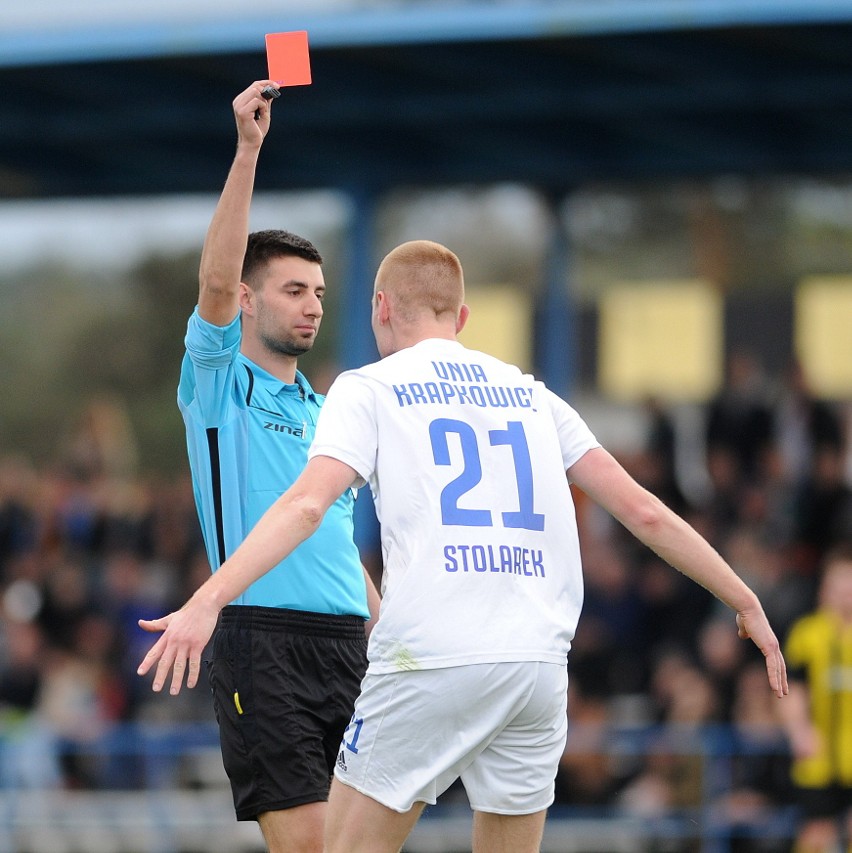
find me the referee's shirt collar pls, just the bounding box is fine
[239,355,318,402]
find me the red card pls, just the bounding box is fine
[265,31,312,87]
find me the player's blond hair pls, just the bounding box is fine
[374,240,464,323]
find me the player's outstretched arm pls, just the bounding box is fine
[567,447,788,699]
[137,455,359,694]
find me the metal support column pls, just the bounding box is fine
[538,195,575,399]
[340,188,381,562]
[341,189,379,370]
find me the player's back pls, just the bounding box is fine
[330,338,599,673]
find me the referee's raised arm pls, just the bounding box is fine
[197,80,277,327]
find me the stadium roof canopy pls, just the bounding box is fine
[3,0,852,200]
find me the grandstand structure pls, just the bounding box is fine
[5,0,852,195]
[3,0,852,387]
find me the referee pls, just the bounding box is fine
[140,81,379,853]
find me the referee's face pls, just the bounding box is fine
[252,256,325,358]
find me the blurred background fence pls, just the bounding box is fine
[0,721,797,853]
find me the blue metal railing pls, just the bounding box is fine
[0,720,799,853]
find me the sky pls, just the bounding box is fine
[0,193,348,274]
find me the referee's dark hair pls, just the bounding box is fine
[242,229,323,287]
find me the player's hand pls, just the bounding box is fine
[788,722,821,760]
[232,80,278,147]
[136,595,220,695]
[736,610,788,699]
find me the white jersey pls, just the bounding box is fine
[309,338,600,674]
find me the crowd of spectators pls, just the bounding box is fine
[0,353,850,848]
[557,352,851,850]
[0,398,211,790]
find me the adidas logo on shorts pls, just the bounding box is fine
[336,750,348,773]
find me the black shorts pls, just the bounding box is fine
[208,605,368,821]
[795,783,852,821]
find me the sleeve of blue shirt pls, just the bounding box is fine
[178,307,242,428]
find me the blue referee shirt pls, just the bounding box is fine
[178,307,369,617]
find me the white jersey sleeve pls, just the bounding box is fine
[308,370,377,489]
[539,385,601,471]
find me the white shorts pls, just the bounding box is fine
[333,661,568,815]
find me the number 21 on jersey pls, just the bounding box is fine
[429,418,544,531]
